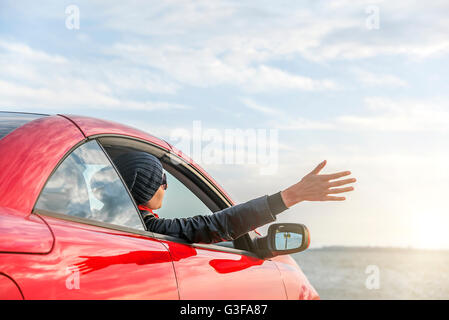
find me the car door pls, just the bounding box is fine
[0,274,23,300]
[139,163,287,299]
[31,140,178,299]
[161,240,287,299]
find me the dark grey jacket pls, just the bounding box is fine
[141,193,287,244]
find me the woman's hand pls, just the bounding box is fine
[280,160,356,208]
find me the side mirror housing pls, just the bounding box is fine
[254,223,310,259]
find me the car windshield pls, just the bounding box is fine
[0,111,48,140]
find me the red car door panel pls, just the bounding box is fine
[161,241,287,299]
[0,274,23,300]
[1,215,179,299]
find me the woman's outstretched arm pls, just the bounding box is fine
[144,160,356,244]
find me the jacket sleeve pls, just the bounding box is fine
[143,195,278,244]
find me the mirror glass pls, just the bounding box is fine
[274,231,303,251]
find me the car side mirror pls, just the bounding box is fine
[254,223,310,259]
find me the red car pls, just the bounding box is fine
[0,111,319,300]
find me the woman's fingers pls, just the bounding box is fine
[327,186,354,194]
[310,160,327,175]
[328,178,357,187]
[323,195,346,201]
[321,171,351,181]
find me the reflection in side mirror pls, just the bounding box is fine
[274,230,303,251]
[254,223,310,259]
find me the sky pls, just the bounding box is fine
[1,0,448,249]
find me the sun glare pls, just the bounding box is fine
[411,211,449,250]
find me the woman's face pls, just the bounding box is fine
[146,185,165,210]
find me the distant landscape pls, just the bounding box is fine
[292,247,449,300]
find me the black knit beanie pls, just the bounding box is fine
[113,151,164,205]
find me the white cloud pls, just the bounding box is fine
[0,80,190,111]
[99,0,236,36]
[0,39,186,111]
[85,0,449,95]
[248,65,338,92]
[110,43,338,92]
[0,40,68,64]
[4,0,448,99]
[303,40,449,62]
[337,97,449,132]
[281,117,337,131]
[352,68,407,87]
[99,0,449,66]
[277,97,449,133]
[241,98,277,115]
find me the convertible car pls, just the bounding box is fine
[0,111,318,300]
